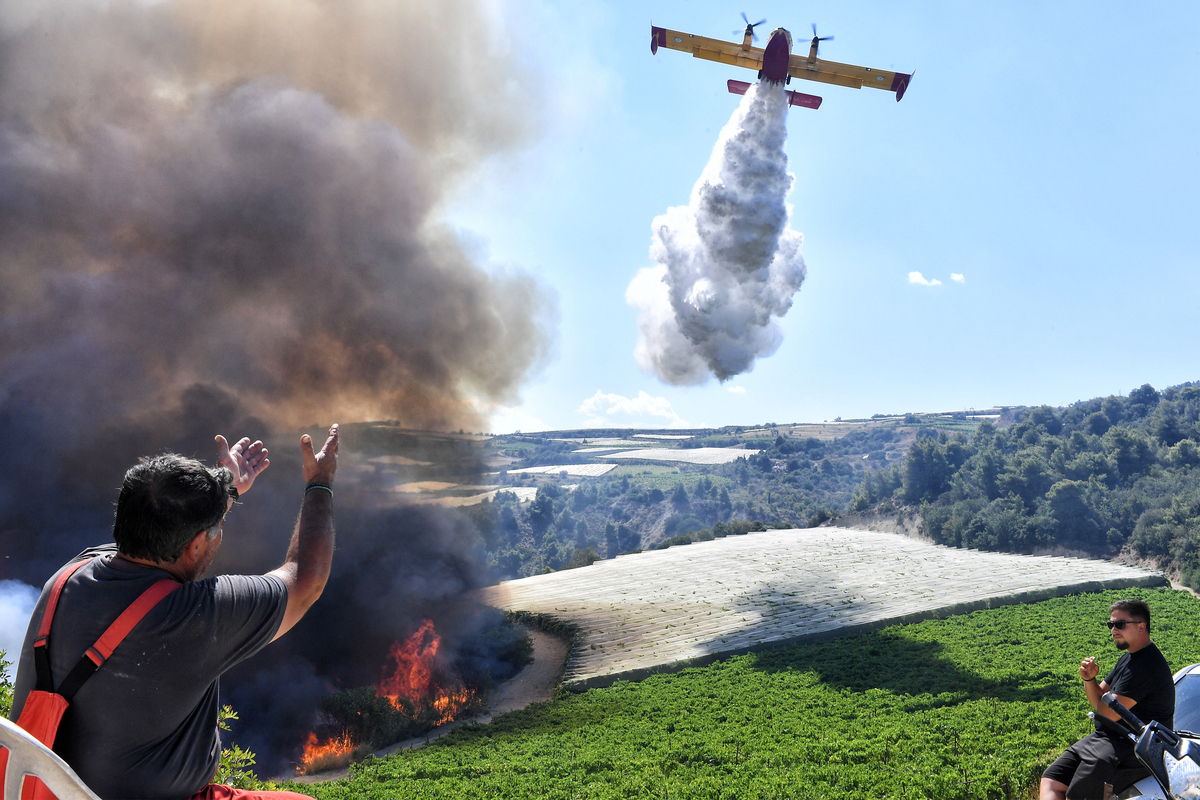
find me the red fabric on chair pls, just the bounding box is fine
[13,691,72,800]
[187,784,315,800]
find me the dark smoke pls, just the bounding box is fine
[1,0,552,773]
[221,448,503,771]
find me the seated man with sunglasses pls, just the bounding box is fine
[1040,598,1174,800]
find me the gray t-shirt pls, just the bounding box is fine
[11,545,287,800]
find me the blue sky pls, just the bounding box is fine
[447,0,1200,433]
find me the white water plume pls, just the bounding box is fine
[627,82,806,385]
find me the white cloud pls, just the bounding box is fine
[488,406,548,435]
[908,271,942,286]
[578,390,688,428]
[951,273,965,283]
[726,385,747,394]
[0,580,39,660]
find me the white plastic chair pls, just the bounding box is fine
[0,716,100,800]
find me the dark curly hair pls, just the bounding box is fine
[113,454,234,563]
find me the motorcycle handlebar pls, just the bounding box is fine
[1103,691,1146,732]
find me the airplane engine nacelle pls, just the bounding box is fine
[651,25,666,55]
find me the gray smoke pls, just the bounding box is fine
[627,82,806,385]
[0,0,554,770]
[0,0,553,437]
[0,0,555,578]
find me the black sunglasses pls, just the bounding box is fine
[1107,619,1142,630]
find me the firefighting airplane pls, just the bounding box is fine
[650,14,913,110]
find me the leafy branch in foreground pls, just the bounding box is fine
[0,649,13,718]
[217,705,284,791]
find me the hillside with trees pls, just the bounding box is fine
[468,424,908,579]
[851,382,1200,587]
[383,380,1200,586]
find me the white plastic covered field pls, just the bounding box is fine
[505,464,617,477]
[477,527,1166,689]
[599,447,760,465]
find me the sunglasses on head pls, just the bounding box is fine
[1107,619,1141,630]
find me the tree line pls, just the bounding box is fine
[853,382,1200,588]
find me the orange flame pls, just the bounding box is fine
[377,619,477,725]
[298,619,478,773]
[298,731,355,773]
[377,619,440,707]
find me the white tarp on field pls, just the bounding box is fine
[632,434,693,440]
[600,447,758,465]
[505,464,617,477]
[476,527,1166,689]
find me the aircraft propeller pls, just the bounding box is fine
[810,23,834,54]
[735,12,767,41]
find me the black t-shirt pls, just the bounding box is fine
[10,545,287,800]
[1095,641,1175,734]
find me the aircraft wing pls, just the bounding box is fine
[651,27,763,73]
[787,53,912,101]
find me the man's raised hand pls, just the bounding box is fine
[216,435,270,496]
[302,424,339,486]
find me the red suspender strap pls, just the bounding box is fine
[31,559,91,693]
[56,579,181,702]
[10,561,181,800]
[86,579,180,666]
[33,560,90,646]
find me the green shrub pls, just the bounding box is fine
[711,519,765,537]
[564,546,600,569]
[654,532,695,550]
[0,650,13,718]
[806,508,832,527]
[317,687,428,752]
[216,705,284,791]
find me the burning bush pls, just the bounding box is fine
[298,615,532,773]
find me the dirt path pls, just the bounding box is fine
[290,627,568,784]
[476,628,568,718]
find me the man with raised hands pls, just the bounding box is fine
[9,425,339,800]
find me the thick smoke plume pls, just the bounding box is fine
[0,0,552,435]
[1,0,552,773]
[0,0,553,574]
[627,83,806,385]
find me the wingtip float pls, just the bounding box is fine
[650,16,913,109]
